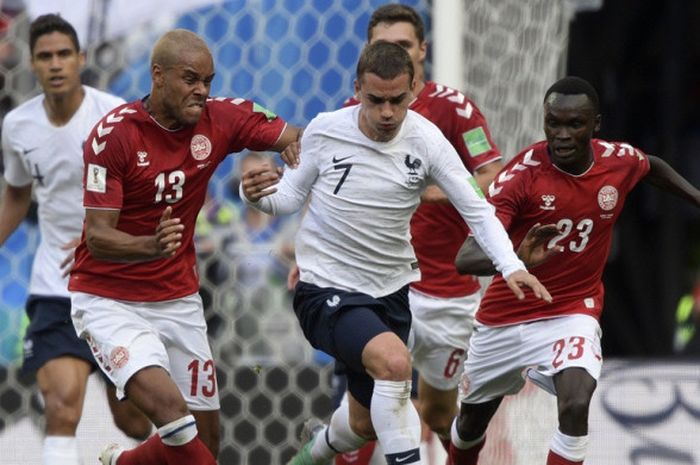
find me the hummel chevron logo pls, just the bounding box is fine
[332,155,352,163]
[489,149,539,196]
[106,113,123,124]
[92,138,106,155]
[96,122,113,138]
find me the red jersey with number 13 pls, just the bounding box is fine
[477,139,650,326]
[69,97,286,301]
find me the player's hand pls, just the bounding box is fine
[242,166,281,202]
[59,238,81,277]
[517,223,563,268]
[280,140,301,169]
[155,206,183,257]
[504,269,552,303]
[287,263,300,290]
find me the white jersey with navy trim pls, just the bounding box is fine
[244,105,524,298]
[1,86,124,297]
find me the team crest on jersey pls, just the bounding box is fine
[110,346,130,369]
[598,185,618,211]
[540,194,556,210]
[404,155,422,185]
[190,134,212,161]
[136,151,149,166]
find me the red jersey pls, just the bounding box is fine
[346,81,501,297]
[69,97,286,301]
[477,139,650,326]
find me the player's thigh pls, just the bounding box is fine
[155,293,220,411]
[36,356,92,411]
[71,291,172,401]
[460,323,528,404]
[523,314,603,396]
[22,296,98,376]
[409,290,477,391]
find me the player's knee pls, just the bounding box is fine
[455,410,488,441]
[114,415,152,441]
[349,414,376,439]
[43,394,82,430]
[558,395,591,424]
[421,407,455,436]
[371,350,412,381]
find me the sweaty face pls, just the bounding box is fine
[156,49,214,128]
[369,21,426,79]
[355,72,414,142]
[31,31,84,99]
[544,93,601,174]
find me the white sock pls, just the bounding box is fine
[450,419,485,450]
[310,397,366,461]
[550,429,588,462]
[371,380,422,464]
[157,414,198,446]
[43,436,81,465]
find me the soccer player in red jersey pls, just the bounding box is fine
[67,29,301,465]
[448,76,700,465]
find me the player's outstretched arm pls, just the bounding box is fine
[240,165,281,203]
[84,206,184,261]
[456,223,562,276]
[0,184,32,247]
[645,155,700,208]
[504,269,552,302]
[271,125,303,168]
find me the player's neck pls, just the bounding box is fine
[43,85,85,127]
[143,96,183,131]
[413,78,425,96]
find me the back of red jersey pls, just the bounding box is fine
[478,139,650,325]
[69,97,285,301]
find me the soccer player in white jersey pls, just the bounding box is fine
[0,14,151,465]
[240,41,550,465]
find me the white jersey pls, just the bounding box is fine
[1,86,124,297]
[245,106,524,297]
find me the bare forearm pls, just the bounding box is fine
[0,185,32,246]
[455,236,497,276]
[646,155,700,207]
[86,226,161,262]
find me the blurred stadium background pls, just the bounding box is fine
[0,0,699,464]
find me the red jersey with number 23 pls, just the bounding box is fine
[477,139,650,326]
[69,97,286,301]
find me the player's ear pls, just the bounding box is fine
[152,63,165,87]
[594,114,601,133]
[78,50,86,69]
[418,40,427,64]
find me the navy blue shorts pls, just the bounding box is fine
[293,282,411,408]
[21,296,98,375]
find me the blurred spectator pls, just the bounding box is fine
[202,151,301,366]
[674,275,700,355]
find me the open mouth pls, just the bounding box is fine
[554,146,576,157]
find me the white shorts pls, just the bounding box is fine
[409,288,480,390]
[460,314,603,403]
[71,291,219,411]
